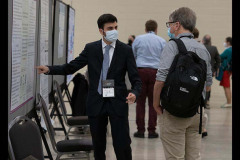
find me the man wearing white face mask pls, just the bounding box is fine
[36,14,142,160]
[153,7,212,160]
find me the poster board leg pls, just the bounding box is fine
[32,108,53,160]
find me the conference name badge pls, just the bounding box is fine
[102,80,115,98]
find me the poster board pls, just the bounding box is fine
[8,0,39,122]
[66,6,75,85]
[52,0,68,88]
[36,0,53,107]
[8,0,53,123]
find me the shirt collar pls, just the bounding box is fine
[102,39,116,49]
[176,32,194,39]
[147,31,156,35]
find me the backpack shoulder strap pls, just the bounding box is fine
[169,38,188,54]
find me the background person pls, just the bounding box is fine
[219,37,232,108]
[202,34,221,108]
[192,27,200,42]
[36,13,142,160]
[132,20,166,138]
[193,28,209,138]
[127,35,135,46]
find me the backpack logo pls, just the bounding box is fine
[180,87,189,93]
[190,76,198,81]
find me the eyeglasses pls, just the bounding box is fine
[166,21,176,28]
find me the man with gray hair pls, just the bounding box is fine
[153,7,212,160]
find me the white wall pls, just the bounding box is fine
[62,0,232,73]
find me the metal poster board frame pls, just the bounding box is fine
[66,5,75,85]
[52,0,68,89]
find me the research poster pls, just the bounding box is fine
[40,0,49,106]
[66,7,75,84]
[11,0,37,112]
[58,2,65,58]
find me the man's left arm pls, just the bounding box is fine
[126,46,142,103]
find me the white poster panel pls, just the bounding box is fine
[58,3,65,58]
[39,0,49,107]
[66,7,75,84]
[11,0,37,112]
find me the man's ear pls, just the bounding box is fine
[175,22,181,31]
[99,28,104,36]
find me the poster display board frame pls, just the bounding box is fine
[66,6,75,85]
[52,0,68,89]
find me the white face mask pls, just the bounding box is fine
[104,30,118,42]
[223,42,228,48]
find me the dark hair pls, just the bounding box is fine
[97,14,118,29]
[192,27,199,38]
[131,35,136,39]
[226,37,232,45]
[145,20,158,32]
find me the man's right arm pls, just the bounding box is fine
[36,45,88,75]
[154,41,176,114]
[153,80,164,115]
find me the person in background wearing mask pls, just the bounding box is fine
[153,7,212,159]
[36,13,142,160]
[202,34,221,108]
[219,37,232,108]
[132,20,166,138]
[127,35,135,46]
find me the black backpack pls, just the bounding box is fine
[160,37,207,133]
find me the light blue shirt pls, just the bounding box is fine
[132,32,166,69]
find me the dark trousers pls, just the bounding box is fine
[206,90,211,101]
[89,101,132,160]
[136,68,158,133]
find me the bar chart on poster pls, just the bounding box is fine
[10,0,37,113]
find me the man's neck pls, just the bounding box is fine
[174,27,191,37]
[146,31,157,34]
